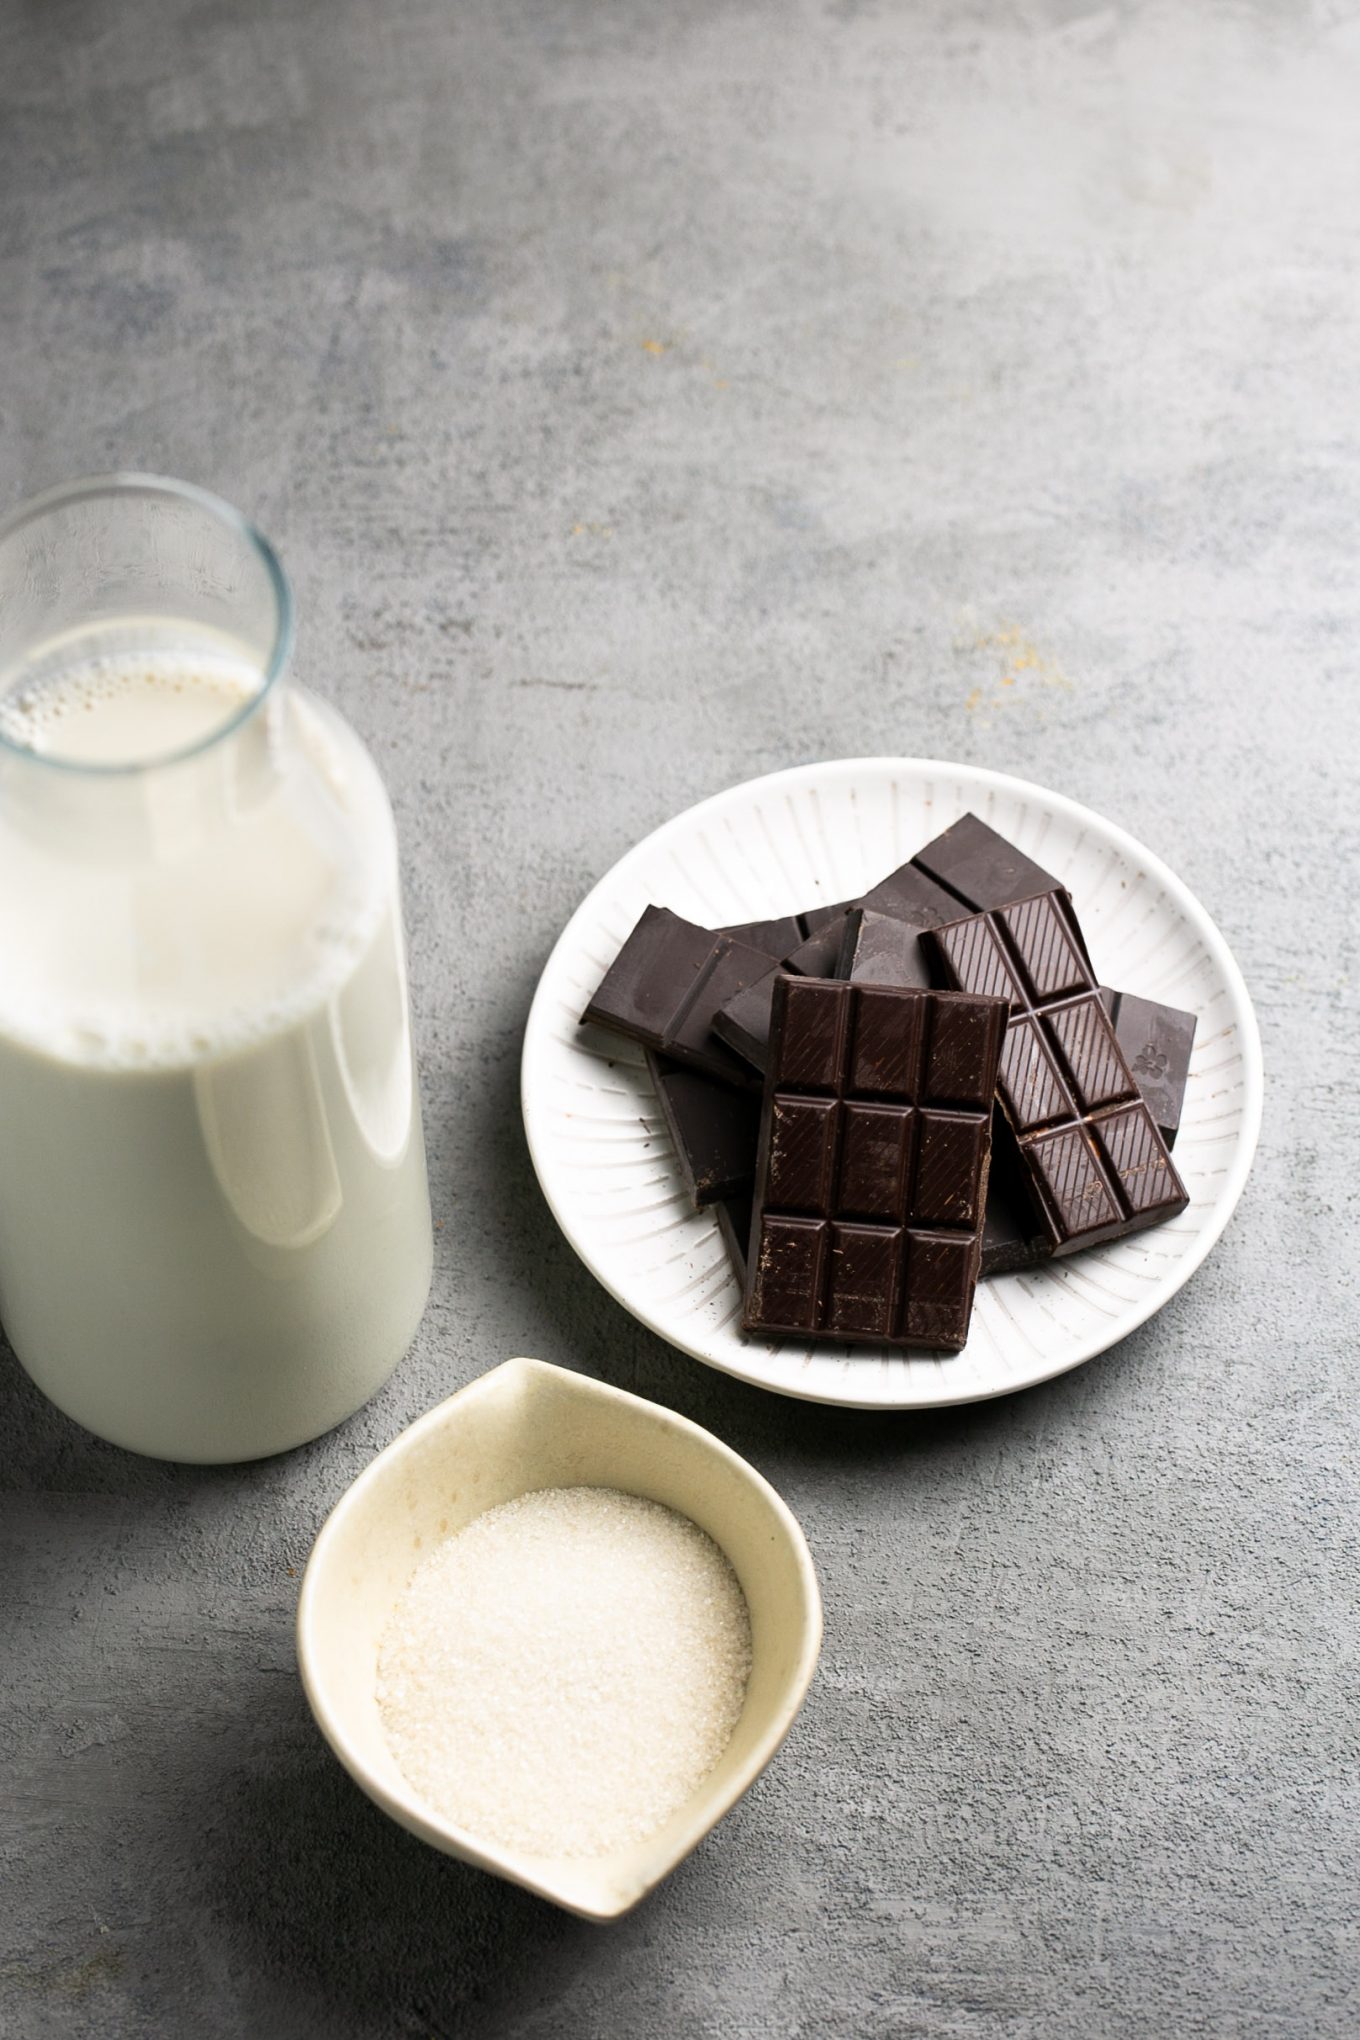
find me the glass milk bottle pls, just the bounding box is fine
[0,476,433,1461]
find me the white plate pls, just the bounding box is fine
[521,760,1262,1409]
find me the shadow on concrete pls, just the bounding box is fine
[0,1334,254,1501]
[203,1695,599,2039]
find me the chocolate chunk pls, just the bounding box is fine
[584,904,850,1084]
[979,1121,1050,1277]
[645,1052,761,1206]
[723,909,833,955]
[1100,987,1196,1148]
[835,906,934,987]
[713,814,1074,1076]
[581,906,784,1083]
[742,975,1007,1350]
[926,893,1188,1255]
[710,977,795,1071]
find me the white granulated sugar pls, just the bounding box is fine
[376,1485,753,1859]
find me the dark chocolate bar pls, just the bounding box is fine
[978,987,1194,1278]
[742,975,1007,1351]
[583,905,845,1084]
[713,814,1077,1076]
[645,1052,761,1206]
[926,894,1188,1255]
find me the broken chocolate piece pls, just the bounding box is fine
[645,1052,761,1206]
[582,906,783,1083]
[583,904,849,1084]
[835,906,935,987]
[979,1121,1050,1277]
[1100,987,1196,1149]
[742,975,1007,1350]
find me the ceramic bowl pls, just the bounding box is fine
[296,1357,822,1920]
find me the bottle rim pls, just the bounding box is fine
[0,472,294,778]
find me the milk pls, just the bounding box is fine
[0,638,432,1460]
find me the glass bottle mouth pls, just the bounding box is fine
[0,473,294,778]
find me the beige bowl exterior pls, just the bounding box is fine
[296,1357,823,1920]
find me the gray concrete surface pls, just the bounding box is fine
[1,0,1357,2034]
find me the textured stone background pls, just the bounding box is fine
[1,2,1357,2036]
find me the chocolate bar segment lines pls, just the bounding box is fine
[912,812,1088,963]
[927,893,1189,1253]
[742,975,1007,1351]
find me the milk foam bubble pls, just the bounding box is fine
[0,648,261,766]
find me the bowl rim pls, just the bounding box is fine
[296,1356,824,1919]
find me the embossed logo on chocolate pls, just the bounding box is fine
[1132,1043,1170,1079]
